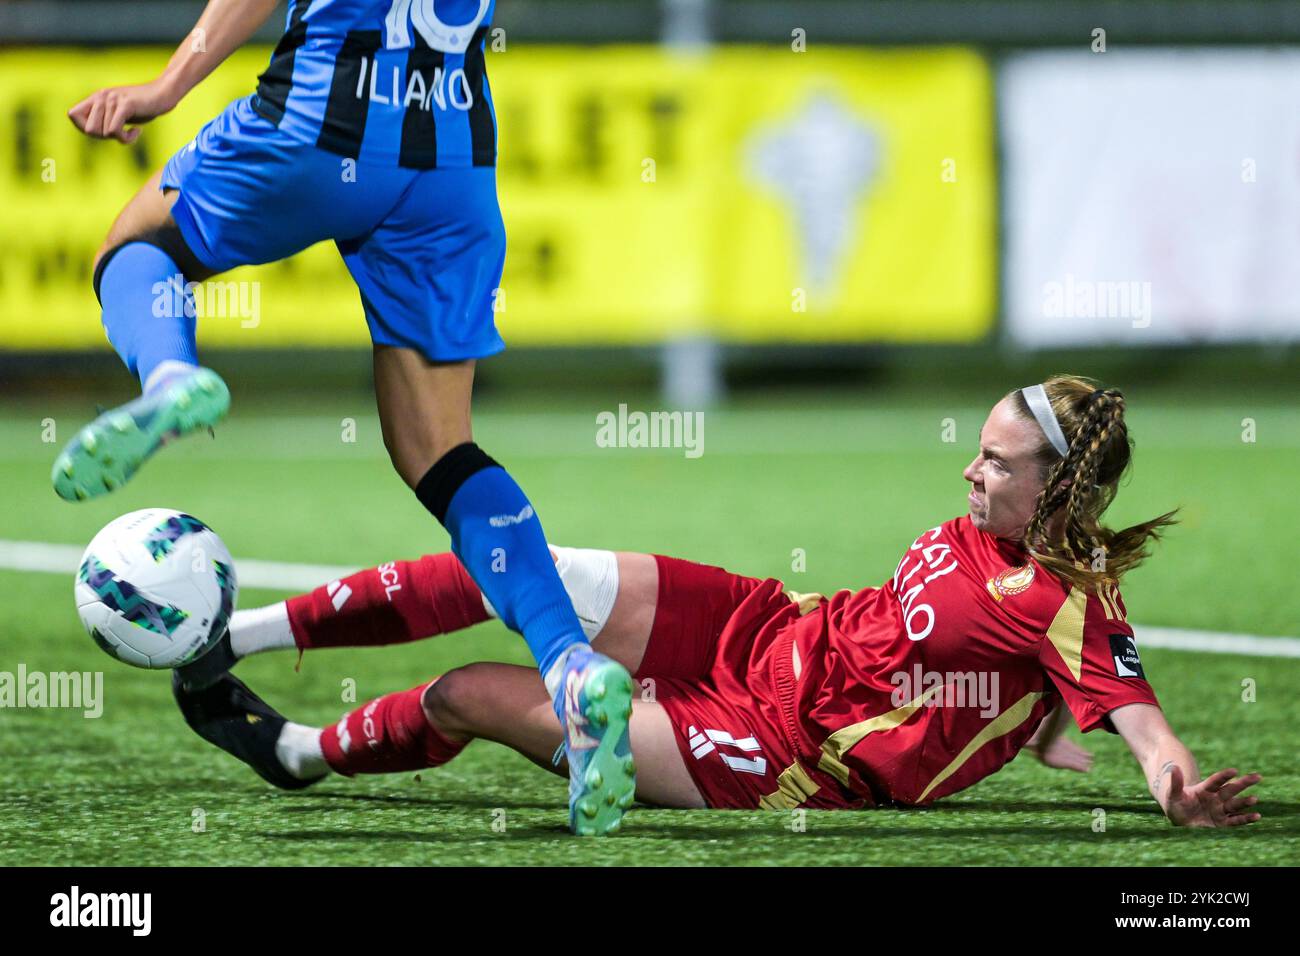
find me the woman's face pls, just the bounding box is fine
[963,397,1052,541]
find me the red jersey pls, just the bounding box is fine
[766,516,1160,807]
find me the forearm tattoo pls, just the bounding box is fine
[1152,760,1176,795]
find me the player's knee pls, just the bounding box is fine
[91,224,212,302]
[421,665,488,734]
[90,236,168,305]
[91,241,133,305]
[90,237,132,296]
[91,242,112,281]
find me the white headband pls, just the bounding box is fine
[1020,384,1069,457]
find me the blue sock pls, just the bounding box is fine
[94,241,198,391]
[416,444,588,684]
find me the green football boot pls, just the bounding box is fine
[554,646,638,836]
[52,366,230,502]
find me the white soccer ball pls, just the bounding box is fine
[75,508,238,669]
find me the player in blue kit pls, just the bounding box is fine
[54,0,634,835]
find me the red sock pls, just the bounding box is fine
[319,680,467,776]
[287,553,489,650]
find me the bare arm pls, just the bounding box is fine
[1023,701,1093,772]
[1109,702,1262,828]
[68,0,283,143]
[1025,701,1067,748]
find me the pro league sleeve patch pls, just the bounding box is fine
[1109,633,1146,679]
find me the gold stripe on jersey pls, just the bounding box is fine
[1045,586,1088,683]
[758,762,822,810]
[817,682,947,787]
[1108,584,1127,622]
[1096,584,1118,621]
[916,691,1047,802]
[818,751,853,788]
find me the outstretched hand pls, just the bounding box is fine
[68,80,178,144]
[1165,766,1262,828]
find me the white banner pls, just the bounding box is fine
[1002,49,1300,345]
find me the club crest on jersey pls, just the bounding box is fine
[985,564,1035,602]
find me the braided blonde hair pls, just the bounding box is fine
[1013,375,1178,589]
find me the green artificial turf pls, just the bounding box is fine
[0,389,1296,865]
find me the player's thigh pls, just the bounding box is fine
[95,169,212,281]
[99,170,170,259]
[628,698,707,809]
[589,552,658,672]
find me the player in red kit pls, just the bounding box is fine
[174,375,1263,827]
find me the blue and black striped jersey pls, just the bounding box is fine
[251,0,497,168]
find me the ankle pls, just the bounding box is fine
[142,359,199,395]
[275,722,330,781]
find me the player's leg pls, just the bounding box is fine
[370,347,601,691]
[178,545,642,691]
[175,553,773,813]
[53,94,411,501]
[174,549,494,690]
[52,167,230,501]
[346,166,599,690]
[345,165,636,833]
[174,663,704,812]
[92,168,215,390]
[181,548,753,687]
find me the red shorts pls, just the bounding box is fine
[633,556,862,810]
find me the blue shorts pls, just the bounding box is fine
[161,95,506,362]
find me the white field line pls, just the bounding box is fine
[1131,627,1300,658]
[2,538,1299,658]
[0,539,358,592]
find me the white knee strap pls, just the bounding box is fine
[480,546,619,640]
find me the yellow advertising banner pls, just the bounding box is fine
[0,46,993,350]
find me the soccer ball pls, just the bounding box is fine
[75,508,238,669]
